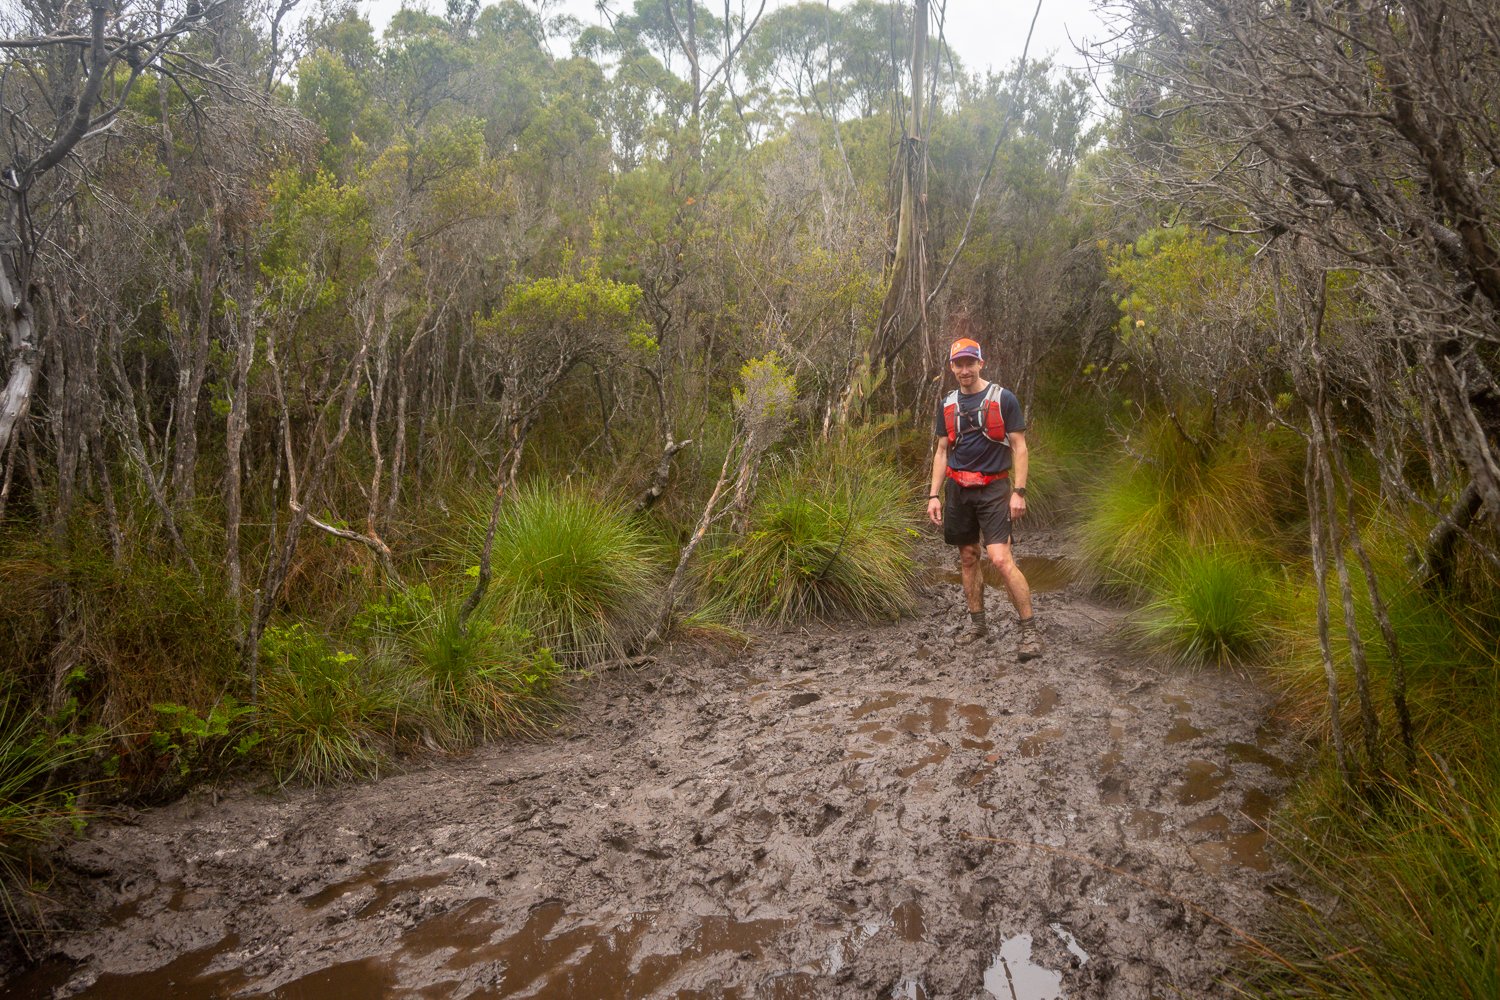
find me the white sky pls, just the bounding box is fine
[360,0,1114,80]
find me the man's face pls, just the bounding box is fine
[949,356,983,389]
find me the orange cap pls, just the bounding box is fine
[949,338,982,361]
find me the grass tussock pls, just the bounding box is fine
[1247,744,1500,998]
[1076,413,1303,588]
[256,624,405,785]
[358,584,563,745]
[706,442,917,624]
[0,697,95,948]
[1137,545,1282,666]
[474,482,661,667]
[1073,412,1303,665]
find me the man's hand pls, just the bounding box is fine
[1009,491,1026,520]
[927,496,943,525]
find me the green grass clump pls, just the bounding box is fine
[1075,413,1303,593]
[1137,546,1280,666]
[0,697,94,948]
[479,483,661,667]
[358,584,563,745]
[1247,746,1500,998]
[255,624,406,785]
[706,448,917,624]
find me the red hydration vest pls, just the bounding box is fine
[943,383,1010,487]
[943,383,1009,445]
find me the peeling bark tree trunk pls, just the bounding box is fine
[1311,400,1383,777]
[1305,438,1351,783]
[873,0,928,372]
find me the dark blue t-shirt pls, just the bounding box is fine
[932,383,1025,475]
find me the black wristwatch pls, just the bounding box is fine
[1014,487,1027,497]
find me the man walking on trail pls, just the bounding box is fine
[926,336,1042,662]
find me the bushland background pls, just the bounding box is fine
[2,1,1498,994]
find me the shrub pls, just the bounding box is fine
[473,483,661,666]
[359,584,563,745]
[706,445,917,624]
[255,624,407,785]
[0,699,93,947]
[144,698,260,799]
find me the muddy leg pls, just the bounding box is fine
[985,541,1032,619]
[958,543,984,613]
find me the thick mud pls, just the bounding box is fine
[8,534,1303,998]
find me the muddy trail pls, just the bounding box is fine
[9,534,1304,999]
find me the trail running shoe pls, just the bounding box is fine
[1017,622,1043,662]
[955,624,989,646]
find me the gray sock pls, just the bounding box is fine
[969,609,987,629]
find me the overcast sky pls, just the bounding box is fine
[360,0,1114,81]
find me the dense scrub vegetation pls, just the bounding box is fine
[2,0,1499,992]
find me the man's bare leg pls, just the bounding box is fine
[956,543,988,643]
[987,540,1042,661]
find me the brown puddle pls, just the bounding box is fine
[892,899,927,943]
[1224,740,1294,777]
[1126,808,1166,839]
[957,703,995,739]
[851,693,904,720]
[925,556,1075,594]
[302,860,398,908]
[419,902,790,998]
[1175,760,1229,805]
[1028,687,1059,717]
[1165,717,1205,744]
[1018,727,1064,758]
[897,697,952,735]
[1189,831,1273,875]
[264,958,399,998]
[6,934,249,999]
[899,742,951,778]
[1240,787,1275,823]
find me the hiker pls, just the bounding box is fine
[926,336,1042,662]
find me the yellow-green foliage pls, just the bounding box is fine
[734,351,798,448]
[1075,411,1304,592]
[483,270,652,348]
[1109,226,1252,343]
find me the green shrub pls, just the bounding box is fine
[359,584,563,744]
[1075,413,1303,593]
[255,624,407,785]
[475,483,661,666]
[706,445,917,624]
[1136,545,1280,666]
[0,698,94,946]
[145,698,260,797]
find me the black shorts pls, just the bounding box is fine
[943,477,1012,547]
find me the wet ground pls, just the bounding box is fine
[7,533,1302,998]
